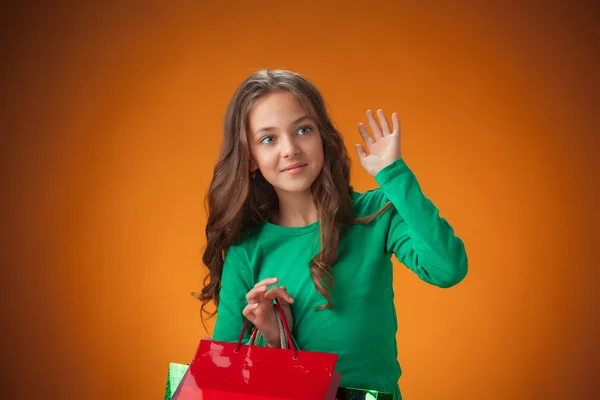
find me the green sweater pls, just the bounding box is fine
[212,158,468,399]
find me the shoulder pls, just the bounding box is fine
[351,188,390,218]
[224,223,265,267]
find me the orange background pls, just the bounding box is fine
[1,1,598,399]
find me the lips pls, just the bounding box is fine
[282,163,307,172]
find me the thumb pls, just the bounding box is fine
[355,144,368,162]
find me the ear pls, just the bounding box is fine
[249,159,258,172]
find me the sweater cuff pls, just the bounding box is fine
[374,158,411,188]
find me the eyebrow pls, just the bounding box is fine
[253,115,313,136]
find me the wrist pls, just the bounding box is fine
[261,329,281,348]
[265,338,281,348]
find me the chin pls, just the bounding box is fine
[272,180,315,194]
[280,185,313,193]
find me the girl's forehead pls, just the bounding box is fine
[248,93,315,126]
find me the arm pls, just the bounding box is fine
[355,109,467,288]
[376,158,468,287]
[212,246,254,342]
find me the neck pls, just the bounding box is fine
[272,190,318,227]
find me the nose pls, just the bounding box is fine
[281,135,300,158]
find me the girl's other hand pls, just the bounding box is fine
[242,277,294,348]
[356,109,402,176]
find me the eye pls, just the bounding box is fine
[297,125,312,135]
[259,135,275,144]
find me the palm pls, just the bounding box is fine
[356,110,402,176]
[253,300,293,333]
[251,301,278,330]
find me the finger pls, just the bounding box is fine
[281,304,293,318]
[377,109,392,135]
[246,285,267,304]
[254,277,278,288]
[265,286,294,303]
[355,144,368,161]
[357,123,374,148]
[278,286,294,304]
[242,302,260,319]
[392,112,401,135]
[366,110,383,139]
[279,285,289,293]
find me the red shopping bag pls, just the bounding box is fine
[172,300,341,399]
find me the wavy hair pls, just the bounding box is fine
[194,69,390,322]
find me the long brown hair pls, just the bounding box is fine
[194,69,390,322]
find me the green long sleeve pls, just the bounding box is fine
[375,158,468,287]
[212,246,254,342]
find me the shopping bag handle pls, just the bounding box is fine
[235,299,298,359]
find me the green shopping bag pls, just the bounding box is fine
[163,362,189,400]
[336,387,394,399]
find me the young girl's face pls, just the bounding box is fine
[247,91,324,196]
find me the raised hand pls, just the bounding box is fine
[356,109,402,176]
[242,277,294,348]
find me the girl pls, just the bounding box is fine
[195,69,468,399]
